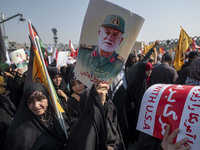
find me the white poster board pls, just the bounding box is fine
[137,84,200,150]
[75,0,144,87]
[56,51,69,67]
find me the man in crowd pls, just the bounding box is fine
[150,52,178,85]
[180,50,198,71]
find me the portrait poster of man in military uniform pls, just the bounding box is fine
[75,0,145,88]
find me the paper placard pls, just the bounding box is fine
[9,48,28,73]
[75,0,144,87]
[137,84,200,150]
[56,51,69,67]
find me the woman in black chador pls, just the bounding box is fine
[48,66,70,103]
[67,75,86,124]
[67,79,125,150]
[5,82,68,150]
[5,81,125,150]
[47,66,72,132]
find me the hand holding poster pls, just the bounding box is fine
[75,0,144,88]
[137,84,200,150]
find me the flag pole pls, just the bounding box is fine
[28,20,68,139]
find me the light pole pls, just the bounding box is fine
[0,13,26,36]
[52,28,58,49]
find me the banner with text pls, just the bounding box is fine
[137,84,200,150]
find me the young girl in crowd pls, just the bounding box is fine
[67,79,125,150]
[67,75,86,124]
[48,66,72,133]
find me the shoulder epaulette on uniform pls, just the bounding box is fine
[80,44,94,50]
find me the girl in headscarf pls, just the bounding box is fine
[48,66,70,102]
[67,79,125,150]
[67,75,86,124]
[60,64,75,87]
[47,66,72,133]
[5,82,67,150]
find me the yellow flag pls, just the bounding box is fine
[143,45,148,54]
[170,48,173,53]
[174,27,193,71]
[143,43,154,55]
[27,20,68,139]
[32,47,64,112]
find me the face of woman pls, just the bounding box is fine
[27,92,48,116]
[72,80,85,95]
[53,74,62,87]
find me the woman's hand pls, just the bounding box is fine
[161,125,191,150]
[71,93,80,102]
[107,146,114,150]
[94,78,109,105]
[57,89,68,102]
[17,69,23,77]
[4,71,14,78]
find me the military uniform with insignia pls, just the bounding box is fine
[77,14,125,84]
[78,44,124,81]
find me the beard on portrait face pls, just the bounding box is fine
[98,37,121,53]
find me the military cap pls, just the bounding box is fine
[101,14,125,33]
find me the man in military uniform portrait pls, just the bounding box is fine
[78,14,125,85]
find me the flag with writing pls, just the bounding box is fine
[174,27,193,71]
[143,43,155,55]
[26,20,68,138]
[28,24,48,66]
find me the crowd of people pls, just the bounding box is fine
[1,41,199,150]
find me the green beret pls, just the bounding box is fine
[101,14,125,33]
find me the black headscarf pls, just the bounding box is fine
[47,66,72,132]
[0,94,16,118]
[68,74,86,95]
[67,86,124,150]
[5,82,67,150]
[188,57,200,80]
[126,61,149,142]
[67,74,86,125]
[60,64,75,85]
[48,66,70,96]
